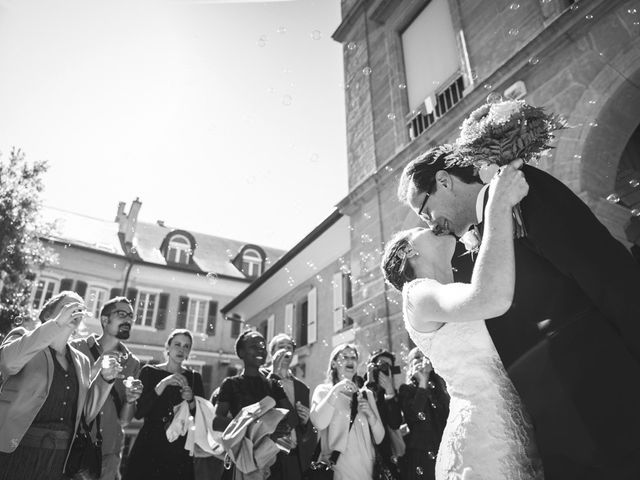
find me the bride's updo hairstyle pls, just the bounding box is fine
[382,230,418,292]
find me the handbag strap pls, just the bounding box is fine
[319,391,358,466]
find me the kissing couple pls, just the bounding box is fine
[381,100,640,480]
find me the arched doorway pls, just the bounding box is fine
[557,38,640,248]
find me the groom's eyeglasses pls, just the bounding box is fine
[418,191,430,220]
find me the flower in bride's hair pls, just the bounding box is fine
[459,227,481,256]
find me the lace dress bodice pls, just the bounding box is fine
[403,279,543,480]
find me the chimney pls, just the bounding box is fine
[117,198,142,246]
[115,202,126,222]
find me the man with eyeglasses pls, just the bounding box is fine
[72,296,143,480]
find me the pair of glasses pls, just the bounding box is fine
[112,310,134,319]
[417,178,438,223]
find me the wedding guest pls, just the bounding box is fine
[264,333,317,480]
[71,296,143,480]
[397,348,449,480]
[0,291,119,480]
[310,344,385,480]
[214,330,297,479]
[124,328,204,480]
[364,349,403,477]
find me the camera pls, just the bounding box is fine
[372,362,401,383]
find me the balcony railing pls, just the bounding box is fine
[407,74,466,141]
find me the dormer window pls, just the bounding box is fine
[241,248,263,278]
[167,234,192,264]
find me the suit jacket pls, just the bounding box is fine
[453,165,640,472]
[71,335,141,455]
[0,320,113,457]
[265,370,318,470]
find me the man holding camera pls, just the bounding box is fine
[366,350,404,479]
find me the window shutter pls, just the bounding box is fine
[342,274,353,309]
[75,281,87,298]
[201,364,213,401]
[155,293,170,330]
[307,287,317,344]
[284,303,294,336]
[231,318,241,338]
[206,301,218,336]
[267,314,275,342]
[110,288,122,299]
[332,272,343,332]
[125,288,138,306]
[176,296,189,328]
[60,278,73,292]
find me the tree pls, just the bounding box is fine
[0,148,56,337]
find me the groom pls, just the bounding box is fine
[398,147,640,479]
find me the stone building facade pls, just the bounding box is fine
[332,0,640,361]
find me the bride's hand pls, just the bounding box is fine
[488,158,529,208]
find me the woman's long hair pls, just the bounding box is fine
[326,343,359,385]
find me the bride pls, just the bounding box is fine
[381,160,543,480]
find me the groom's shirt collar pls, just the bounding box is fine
[475,184,490,224]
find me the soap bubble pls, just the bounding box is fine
[206,272,218,285]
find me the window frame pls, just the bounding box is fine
[134,288,161,330]
[186,296,210,335]
[31,276,61,311]
[241,248,263,277]
[85,284,110,324]
[166,234,192,265]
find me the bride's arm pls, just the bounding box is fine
[408,160,528,329]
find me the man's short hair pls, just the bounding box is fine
[39,290,83,323]
[398,145,480,206]
[268,333,296,356]
[100,296,132,319]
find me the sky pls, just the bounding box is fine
[0,0,348,250]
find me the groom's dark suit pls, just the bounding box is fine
[452,165,640,479]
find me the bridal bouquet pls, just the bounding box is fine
[453,99,565,237]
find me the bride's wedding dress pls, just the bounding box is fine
[403,279,544,480]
